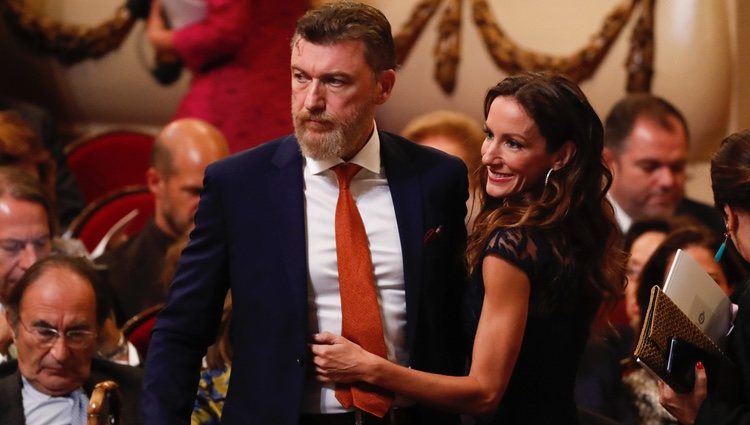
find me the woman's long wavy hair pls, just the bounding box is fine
[467,72,626,309]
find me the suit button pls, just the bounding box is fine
[296,357,304,367]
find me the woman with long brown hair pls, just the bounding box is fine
[312,71,626,424]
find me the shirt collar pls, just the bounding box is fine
[21,376,84,401]
[607,193,632,233]
[305,122,381,175]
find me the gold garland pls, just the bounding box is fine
[434,0,461,94]
[626,0,655,92]
[1,0,135,64]
[2,0,655,92]
[394,0,445,65]
[394,0,655,94]
[471,0,638,82]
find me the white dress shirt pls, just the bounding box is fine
[301,125,408,413]
[608,194,632,233]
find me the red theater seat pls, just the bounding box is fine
[66,186,154,255]
[121,303,164,361]
[65,129,154,203]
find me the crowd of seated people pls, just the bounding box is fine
[5,2,750,424]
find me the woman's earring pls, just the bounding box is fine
[544,168,553,186]
[715,230,728,262]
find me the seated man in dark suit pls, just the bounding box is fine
[0,255,143,424]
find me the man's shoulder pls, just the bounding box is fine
[0,361,21,423]
[208,134,299,174]
[95,222,155,267]
[0,359,18,380]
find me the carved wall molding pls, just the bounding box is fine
[393,0,655,94]
[1,0,135,64]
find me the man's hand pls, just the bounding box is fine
[659,362,708,425]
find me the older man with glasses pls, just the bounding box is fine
[0,255,143,424]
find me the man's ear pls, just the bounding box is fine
[552,141,576,170]
[374,69,396,105]
[146,167,162,196]
[602,147,616,167]
[5,310,16,341]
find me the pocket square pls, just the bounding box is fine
[423,225,444,243]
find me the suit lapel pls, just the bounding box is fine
[0,367,25,424]
[381,133,423,353]
[270,137,308,319]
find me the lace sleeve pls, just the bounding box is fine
[483,227,540,281]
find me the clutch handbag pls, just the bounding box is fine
[633,285,728,389]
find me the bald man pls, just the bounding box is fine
[98,119,229,325]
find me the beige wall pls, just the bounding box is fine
[1,0,748,202]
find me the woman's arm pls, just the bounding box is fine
[312,255,530,415]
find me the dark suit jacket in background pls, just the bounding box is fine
[143,132,469,425]
[97,219,176,326]
[0,358,144,425]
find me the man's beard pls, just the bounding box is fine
[164,208,192,239]
[293,101,375,161]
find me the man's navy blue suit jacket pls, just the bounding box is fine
[143,131,469,424]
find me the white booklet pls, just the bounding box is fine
[662,249,733,346]
[161,0,207,30]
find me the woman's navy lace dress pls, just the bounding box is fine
[464,227,597,424]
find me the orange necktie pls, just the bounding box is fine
[333,163,394,417]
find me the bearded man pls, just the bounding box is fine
[142,3,469,425]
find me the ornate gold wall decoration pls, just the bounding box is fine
[393,0,655,95]
[394,0,445,65]
[1,0,135,64]
[434,0,461,94]
[626,0,655,93]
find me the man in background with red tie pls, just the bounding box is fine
[143,3,469,424]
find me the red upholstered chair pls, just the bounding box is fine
[121,303,164,361]
[64,129,155,203]
[65,186,155,256]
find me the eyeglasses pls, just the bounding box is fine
[18,318,97,349]
[0,235,51,259]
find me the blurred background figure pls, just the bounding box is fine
[603,94,722,235]
[0,112,55,198]
[660,129,750,424]
[0,166,138,366]
[0,110,85,231]
[97,118,228,326]
[191,293,232,425]
[626,224,730,425]
[575,218,678,425]
[402,109,484,229]
[146,0,308,152]
[0,97,85,230]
